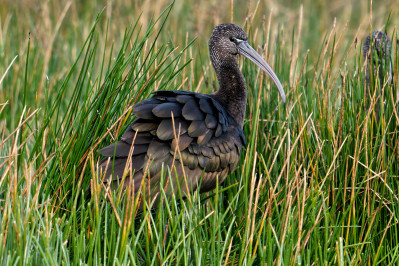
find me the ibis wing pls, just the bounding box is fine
[97,90,245,206]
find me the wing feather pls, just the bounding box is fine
[97,90,245,208]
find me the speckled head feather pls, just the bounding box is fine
[209,24,248,63]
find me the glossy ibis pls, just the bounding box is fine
[97,23,286,207]
[363,30,395,118]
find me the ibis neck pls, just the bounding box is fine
[213,60,247,127]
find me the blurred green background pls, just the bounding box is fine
[1,0,397,111]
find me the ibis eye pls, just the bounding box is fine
[230,37,236,43]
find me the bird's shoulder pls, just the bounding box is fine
[131,90,233,144]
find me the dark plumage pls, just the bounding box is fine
[363,30,392,87]
[97,23,286,208]
[363,31,395,119]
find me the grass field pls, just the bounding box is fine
[1,0,399,264]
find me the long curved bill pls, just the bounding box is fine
[237,41,286,103]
